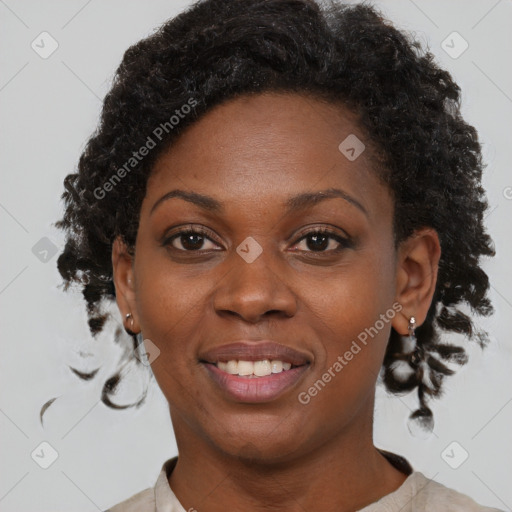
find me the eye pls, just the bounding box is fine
[163,226,350,254]
[291,229,350,253]
[165,228,221,251]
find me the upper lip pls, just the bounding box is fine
[199,341,311,366]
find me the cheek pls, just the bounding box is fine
[302,244,396,331]
[134,247,212,333]
[132,253,215,390]
[304,279,392,373]
[300,243,397,381]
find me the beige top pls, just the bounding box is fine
[105,456,502,512]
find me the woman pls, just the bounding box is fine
[55,0,501,510]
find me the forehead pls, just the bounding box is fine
[144,92,387,214]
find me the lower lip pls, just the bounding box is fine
[202,363,309,403]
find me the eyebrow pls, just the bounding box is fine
[150,187,367,217]
[150,189,223,215]
[285,188,368,216]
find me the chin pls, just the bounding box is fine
[206,417,310,464]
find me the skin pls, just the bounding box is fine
[112,93,440,512]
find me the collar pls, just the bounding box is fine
[155,457,184,512]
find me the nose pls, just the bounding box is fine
[213,250,298,324]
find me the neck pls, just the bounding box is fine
[167,407,408,512]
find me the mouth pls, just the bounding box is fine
[202,360,310,403]
[199,341,311,403]
[207,359,299,377]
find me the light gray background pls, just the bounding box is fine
[1,1,511,511]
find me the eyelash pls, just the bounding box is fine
[292,228,351,253]
[162,226,351,253]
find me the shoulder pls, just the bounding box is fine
[406,472,503,512]
[102,457,179,512]
[103,486,155,512]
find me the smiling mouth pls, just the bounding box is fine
[201,359,310,403]
[204,359,303,378]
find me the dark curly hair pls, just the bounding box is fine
[52,0,495,429]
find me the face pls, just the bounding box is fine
[113,93,436,463]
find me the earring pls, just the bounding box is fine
[124,312,136,336]
[403,316,434,437]
[408,315,416,334]
[386,316,434,436]
[405,316,423,368]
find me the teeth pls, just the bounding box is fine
[217,361,229,372]
[237,360,254,376]
[270,360,283,373]
[254,360,272,376]
[226,360,238,375]
[215,359,295,376]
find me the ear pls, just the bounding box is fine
[112,236,140,334]
[392,228,441,335]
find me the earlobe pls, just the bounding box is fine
[392,228,441,334]
[112,236,140,334]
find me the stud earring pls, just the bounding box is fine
[408,315,416,334]
[124,312,136,335]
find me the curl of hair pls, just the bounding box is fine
[53,0,495,421]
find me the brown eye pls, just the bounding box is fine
[166,230,220,251]
[292,230,350,253]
